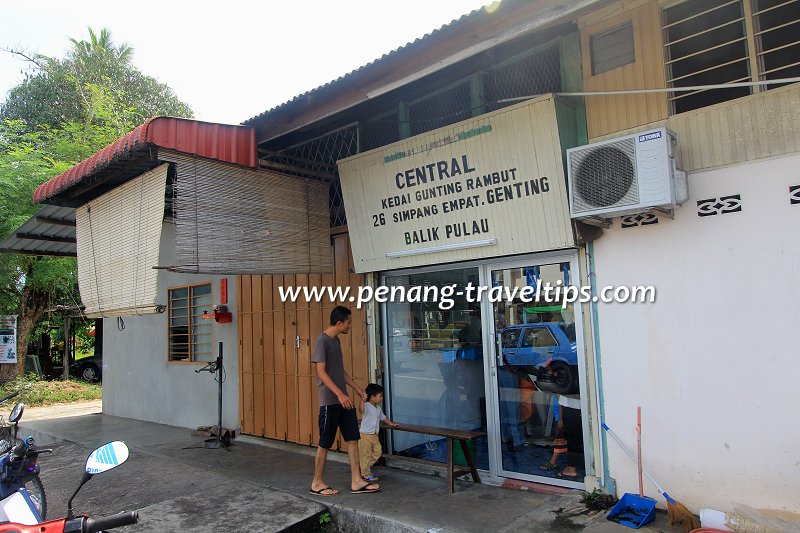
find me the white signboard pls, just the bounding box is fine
[337,96,574,273]
[0,315,18,364]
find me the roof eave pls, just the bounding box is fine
[246,0,608,144]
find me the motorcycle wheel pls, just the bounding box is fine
[24,475,47,520]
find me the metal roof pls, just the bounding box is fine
[243,0,606,142]
[242,4,488,124]
[34,116,257,205]
[0,205,77,257]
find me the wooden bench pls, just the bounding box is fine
[386,423,485,493]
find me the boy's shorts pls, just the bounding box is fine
[318,404,360,449]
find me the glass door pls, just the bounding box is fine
[484,258,586,487]
[383,266,489,471]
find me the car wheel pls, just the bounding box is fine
[80,363,100,382]
[547,362,577,394]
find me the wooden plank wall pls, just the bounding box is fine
[579,0,668,140]
[238,232,369,449]
[667,84,800,172]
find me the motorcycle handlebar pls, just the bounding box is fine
[84,511,139,533]
[0,391,20,404]
[10,437,33,459]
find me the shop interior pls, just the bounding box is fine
[383,261,585,483]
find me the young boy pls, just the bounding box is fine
[358,383,398,482]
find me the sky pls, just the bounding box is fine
[1,0,494,125]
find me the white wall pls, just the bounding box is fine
[102,222,239,431]
[593,154,800,513]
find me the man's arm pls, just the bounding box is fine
[316,362,354,409]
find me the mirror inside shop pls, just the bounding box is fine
[383,262,584,482]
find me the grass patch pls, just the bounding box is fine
[0,374,102,407]
[581,489,618,511]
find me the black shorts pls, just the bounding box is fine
[318,404,360,449]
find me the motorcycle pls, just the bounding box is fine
[0,402,49,519]
[0,392,21,453]
[0,440,138,533]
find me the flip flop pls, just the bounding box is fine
[309,486,339,496]
[539,462,559,472]
[350,483,380,494]
[363,474,379,482]
[555,470,579,480]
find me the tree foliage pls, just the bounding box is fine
[0,28,194,377]
[2,27,193,128]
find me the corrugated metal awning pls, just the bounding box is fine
[33,116,257,206]
[0,205,77,257]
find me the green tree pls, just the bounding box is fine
[2,27,193,128]
[0,28,194,377]
[0,121,83,377]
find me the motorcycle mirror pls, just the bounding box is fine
[8,402,24,424]
[85,441,129,475]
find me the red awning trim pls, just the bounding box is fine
[33,116,257,204]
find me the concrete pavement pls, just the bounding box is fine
[19,409,688,532]
[21,399,102,421]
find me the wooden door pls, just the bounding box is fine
[238,232,369,449]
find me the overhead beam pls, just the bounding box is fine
[0,248,76,257]
[15,232,77,244]
[35,216,76,227]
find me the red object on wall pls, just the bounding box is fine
[220,278,228,305]
[201,306,232,324]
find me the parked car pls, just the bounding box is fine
[72,354,102,382]
[499,322,578,394]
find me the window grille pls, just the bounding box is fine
[360,111,400,152]
[753,0,800,87]
[168,283,213,362]
[486,45,563,110]
[663,0,751,114]
[663,0,800,113]
[261,125,358,228]
[408,82,472,136]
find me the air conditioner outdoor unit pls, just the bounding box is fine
[567,127,688,220]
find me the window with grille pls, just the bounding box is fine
[360,111,400,152]
[486,45,562,110]
[168,283,213,362]
[591,22,635,75]
[663,0,800,114]
[753,0,800,86]
[260,126,358,228]
[408,82,473,136]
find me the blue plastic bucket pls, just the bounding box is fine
[607,493,657,529]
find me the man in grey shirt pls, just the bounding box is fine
[310,306,379,495]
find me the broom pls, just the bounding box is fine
[602,421,700,531]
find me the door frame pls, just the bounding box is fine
[379,250,592,488]
[479,250,590,488]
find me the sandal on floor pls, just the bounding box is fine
[350,483,380,494]
[363,474,379,482]
[539,462,559,472]
[309,486,339,496]
[555,469,579,480]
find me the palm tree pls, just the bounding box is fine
[69,27,133,65]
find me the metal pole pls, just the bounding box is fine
[217,341,223,444]
[62,315,71,381]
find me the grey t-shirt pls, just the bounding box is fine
[312,333,347,407]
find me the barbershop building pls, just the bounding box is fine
[22,0,800,516]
